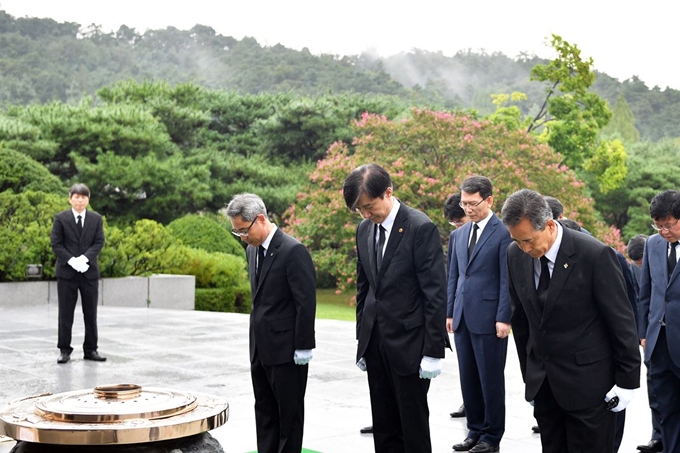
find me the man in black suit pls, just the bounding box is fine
[226,193,316,453]
[447,176,512,453]
[343,163,448,453]
[501,189,640,453]
[50,183,106,364]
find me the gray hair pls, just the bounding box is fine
[501,189,552,230]
[225,193,267,221]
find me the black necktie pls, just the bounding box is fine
[669,241,678,280]
[376,224,386,272]
[468,224,479,261]
[256,245,266,282]
[76,215,83,235]
[537,256,551,309]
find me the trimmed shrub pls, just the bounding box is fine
[195,284,251,313]
[167,214,245,258]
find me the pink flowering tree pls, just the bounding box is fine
[284,109,624,295]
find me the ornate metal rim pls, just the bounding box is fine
[0,386,229,445]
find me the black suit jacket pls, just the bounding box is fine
[50,209,105,280]
[248,228,316,366]
[355,203,448,376]
[508,227,640,411]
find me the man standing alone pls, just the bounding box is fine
[226,193,316,453]
[50,183,106,364]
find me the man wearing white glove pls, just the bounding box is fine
[227,193,316,453]
[50,184,106,364]
[344,164,448,453]
[502,190,640,453]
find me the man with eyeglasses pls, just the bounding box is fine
[447,176,512,453]
[226,193,316,453]
[639,189,680,453]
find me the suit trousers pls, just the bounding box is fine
[644,357,663,441]
[454,314,507,446]
[650,326,680,453]
[57,274,99,354]
[534,378,615,453]
[365,322,431,453]
[250,348,308,453]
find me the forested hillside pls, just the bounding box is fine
[1,9,678,141]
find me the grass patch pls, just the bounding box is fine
[316,289,355,321]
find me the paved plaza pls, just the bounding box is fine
[0,303,653,452]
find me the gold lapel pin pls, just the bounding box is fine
[398,228,403,233]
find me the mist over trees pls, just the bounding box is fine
[1,9,678,141]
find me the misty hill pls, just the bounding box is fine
[0,9,677,140]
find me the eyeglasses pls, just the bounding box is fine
[651,218,680,232]
[459,197,488,209]
[231,217,258,237]
[449,219,465,228]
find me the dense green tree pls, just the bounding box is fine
[0,190,65,281]
[600,92,641,143]
[591,139,680,241]
[0,148,65,194]
[284,109,622,292]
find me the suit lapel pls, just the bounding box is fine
[256,229,281,294]
[367,223,378,283]
[248,246,258,293]
[469,214,498,264]
[377,204,407,281]
[542,229,576,321]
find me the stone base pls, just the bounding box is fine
[9,432,224,452]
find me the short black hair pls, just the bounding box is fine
[650,190,680,221]
[460,175,493,199]
[69,183,90,198]
[627,234,648,261]
[444,193,466,221]
[342,164,392,211]
[543,196,564,220]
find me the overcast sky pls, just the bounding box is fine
[2,0,678,90]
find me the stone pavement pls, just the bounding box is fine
[0,304,652,452]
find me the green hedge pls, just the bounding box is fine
[195,285,251,314]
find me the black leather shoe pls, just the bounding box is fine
[360,426,373,434]
[531,425,540,433]
[57,352,70,364]
[84,351,107,361]
[452,438,477,451]
[637,439,663,453]
[450,404,466,418]
[469,441,499,453]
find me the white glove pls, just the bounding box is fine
[419,356,442,379]
[605,385,635,412]
[293,349,313,365]
[68,257,88,273]
[356,357,367,372]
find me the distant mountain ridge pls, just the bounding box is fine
[0,9,677,140]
